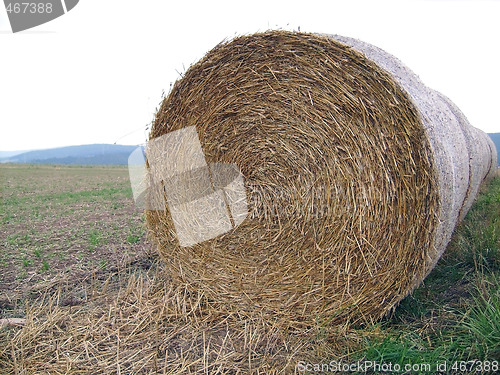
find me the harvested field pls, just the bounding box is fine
[0,164,151,313]
[1,164,499,373]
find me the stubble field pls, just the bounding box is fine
[0,165,150,309]
[0,164,499,374]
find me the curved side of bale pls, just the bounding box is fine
[434,91,493,221]
[485,135,498,179]
[330,35,470,276]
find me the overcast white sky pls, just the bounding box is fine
[0,0,499,151]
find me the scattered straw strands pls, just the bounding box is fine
[0,260,346,374]
[0,319,25,328]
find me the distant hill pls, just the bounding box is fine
[1,135,498,166]
[2,144,139,165]
[488,133,500,165]
[0,150,32,159]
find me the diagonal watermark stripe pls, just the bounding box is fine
[128,126,248,247]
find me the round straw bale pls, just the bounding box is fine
[145,31,495,326]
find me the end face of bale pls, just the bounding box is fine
[146,31,445,326]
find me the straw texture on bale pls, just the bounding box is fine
[146,31,496,326]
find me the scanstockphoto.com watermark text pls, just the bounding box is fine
[3,1,79,33]
[296,359,499,373]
